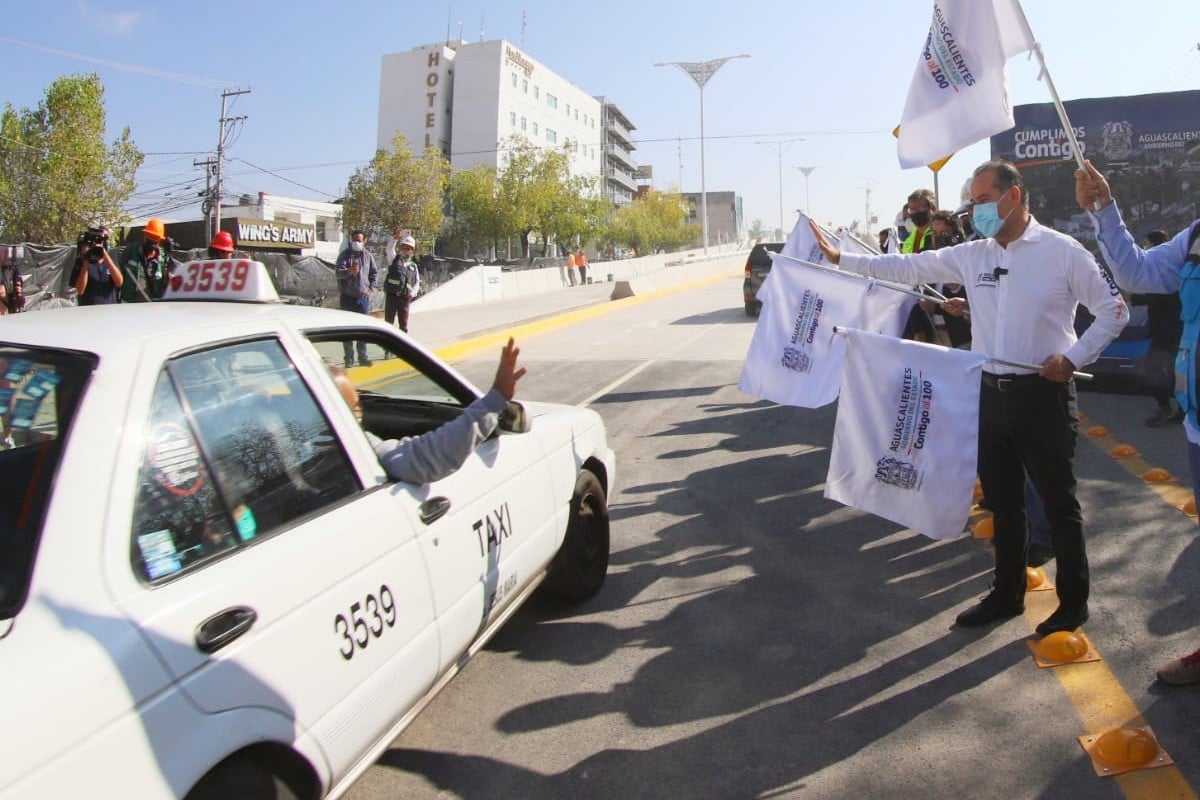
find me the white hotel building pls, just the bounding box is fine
[377,39,618,186]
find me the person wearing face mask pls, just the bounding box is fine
[809,159,1128,636]
[336,229,379,367]
[900,188,940,343]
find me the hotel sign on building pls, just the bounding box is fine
[504,45,534,78]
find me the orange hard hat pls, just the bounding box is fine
[144,218,165,241]
[209,230,235,253]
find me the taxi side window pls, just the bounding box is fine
[131,340,360,583]
[306,335,471,443]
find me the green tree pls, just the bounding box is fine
[447,162,514,259]
[341,132,450,253]
[606,189,696,255]
[0,73,142,243]
[543,172,608,254]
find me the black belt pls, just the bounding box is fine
[981,372,1044,391]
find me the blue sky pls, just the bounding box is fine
[2,1,1197,237]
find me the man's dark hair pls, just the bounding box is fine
[351,228,365,238]
[1147,229,1169,246]
[932,210,965,242]
[907,188,937,208]
[973,159,1028,207]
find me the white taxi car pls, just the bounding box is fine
[0,260,615,800]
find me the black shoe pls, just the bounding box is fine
[956,595,1024,627]
[359,358,373,367]
[1036,605,1089,636]
[1027,543,1055,568]
[1146,406,1180,427]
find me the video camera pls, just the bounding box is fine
[77,226,110,261]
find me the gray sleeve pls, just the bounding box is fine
[372,388,508,484]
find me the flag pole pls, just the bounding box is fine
[773,253,947,303]
[830,326,1093,380]
[1011,1,1086,172]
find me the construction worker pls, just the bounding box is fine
[208,230,236,260]
[122,218,173,301]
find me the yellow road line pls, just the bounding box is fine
[1043,403,1197,798]
[432,270,741,363]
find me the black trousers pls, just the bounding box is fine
[384,292,411,332]
[978,374,1087,611]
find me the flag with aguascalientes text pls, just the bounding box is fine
[824,328,987,539]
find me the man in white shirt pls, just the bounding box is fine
[811,159,1128,635]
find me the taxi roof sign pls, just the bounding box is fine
[161,259,280,303]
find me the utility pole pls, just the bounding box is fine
[193,156,217,242]
[214,88,250,241]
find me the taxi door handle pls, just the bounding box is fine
[195,606,257,654]
[420,496,451,525]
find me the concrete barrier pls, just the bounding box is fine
[413,242,748,312]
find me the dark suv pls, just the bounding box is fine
[743,241,784,316]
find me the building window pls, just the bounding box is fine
[315,219,327,240]
[522,79,528,94]
[511,72,517,87]
[520,116,526,131]
[546,93,557,109]
[532,121,539,135]
[510,111,516,127]
[565,103,571,117]
[574,109,579,121]
[533,85,540,99]
[546,129,557,144]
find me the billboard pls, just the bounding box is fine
[990,89,1200,246]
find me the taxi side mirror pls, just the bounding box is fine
[498,401,531,434]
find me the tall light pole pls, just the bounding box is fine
[755,138,804,238]
[796,166,817,217]
[654,54,750,256]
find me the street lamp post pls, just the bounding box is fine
[796,166,817,217]
[756,139,804,238]
[654,54,750,256]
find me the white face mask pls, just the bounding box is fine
[350,241,364,252]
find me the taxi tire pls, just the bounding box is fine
[544,469,609,603]
[186,754,300,800]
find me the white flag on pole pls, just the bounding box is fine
[859,282,914,340]
[824,328,988,540]
[896,0,1035,169]
[840,230,880,256]
[738,259,868,408]
[781,212,836,264]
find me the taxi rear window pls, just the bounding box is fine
[131,339,360,583]
[0,347,96,618]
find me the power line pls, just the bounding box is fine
[233,158,338,199]
[0,36,233,88]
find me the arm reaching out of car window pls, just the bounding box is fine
[331,337,527,485]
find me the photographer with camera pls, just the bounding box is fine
[121,218,174,302]
[0,246,24,315]
[73,226,123,306]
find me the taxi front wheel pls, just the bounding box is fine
[543,469,609,603]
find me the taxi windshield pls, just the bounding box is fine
[0,346,96,618]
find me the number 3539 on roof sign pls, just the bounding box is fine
[162,259,280,302]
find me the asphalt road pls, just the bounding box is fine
[346,273,1200,800]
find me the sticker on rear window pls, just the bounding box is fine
[137,530,182,579]
[150,423,204,497]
